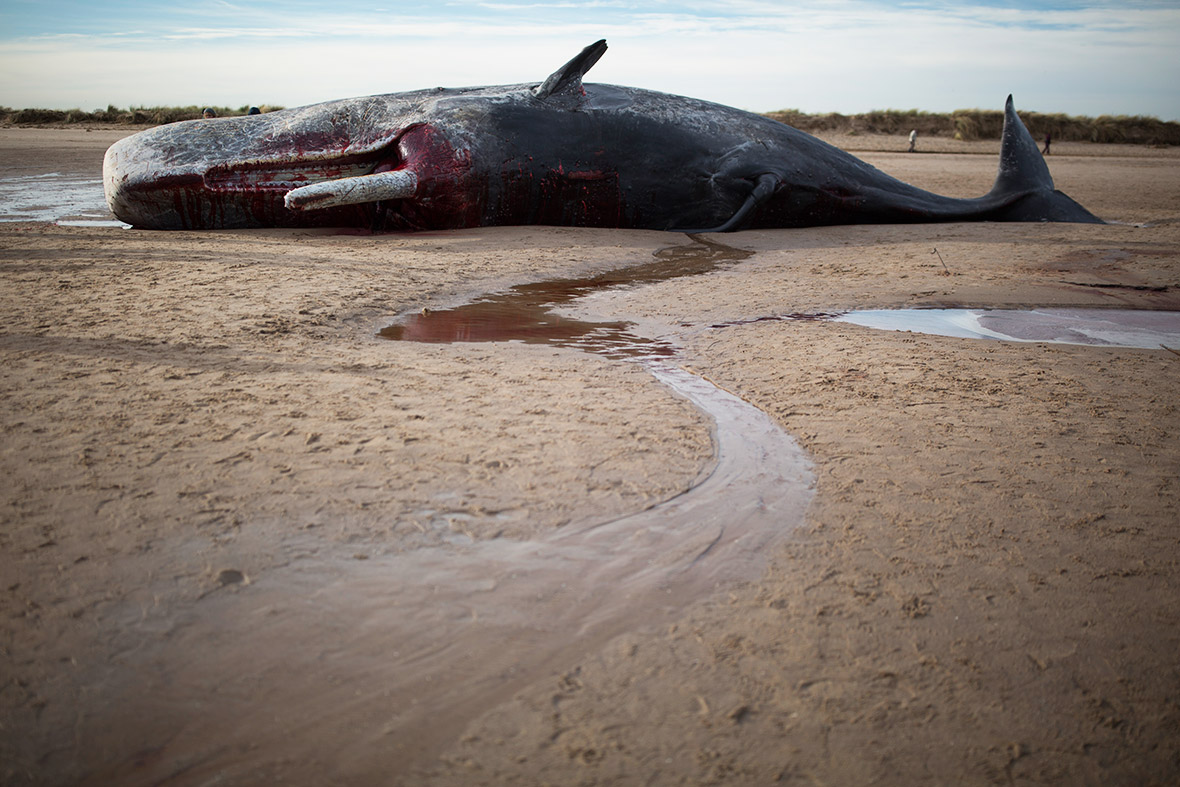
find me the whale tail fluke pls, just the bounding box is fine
[987,95,1103,223]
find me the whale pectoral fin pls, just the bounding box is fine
[533,40,608,100]
[681,173,780,233]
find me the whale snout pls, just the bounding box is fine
[103,127,222,229]
[101,111,409,230]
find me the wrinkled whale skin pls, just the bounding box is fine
[103,40,1102,232]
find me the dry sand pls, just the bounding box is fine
[1,125,1178,785]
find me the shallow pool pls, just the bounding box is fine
[0,172,125,225]
[835,308,1180,350]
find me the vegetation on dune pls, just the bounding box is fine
[764,107,1180,146]
[0,104,283,125]
[0,103,1176,146]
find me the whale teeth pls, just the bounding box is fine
[284,170,418,210]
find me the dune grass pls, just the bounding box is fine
[0,104,284,125]
[764,107,1180,145]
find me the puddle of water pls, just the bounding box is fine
[57,218,130,227]
[380,234,752,358]
[835,308,1180,349]
[0,172,124,225]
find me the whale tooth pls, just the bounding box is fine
[284,170,418,210]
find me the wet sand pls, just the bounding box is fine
[1,126,1179,785]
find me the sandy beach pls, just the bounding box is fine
[1,125,1178,785]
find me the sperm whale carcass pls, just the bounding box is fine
[103,40,1102,232]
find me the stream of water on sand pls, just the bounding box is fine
[77,235,817,786]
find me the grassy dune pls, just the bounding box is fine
[0,104,284,125]
[2,103,1177,145]
[766,107,1180,145]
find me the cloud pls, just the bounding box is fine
[0,1,1177,119]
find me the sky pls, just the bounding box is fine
[1,1,1178,120]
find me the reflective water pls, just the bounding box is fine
[381,234,752,358]
[836,308,1180,349]
[0,172,125,225]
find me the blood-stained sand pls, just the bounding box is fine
[1,126,1178,785]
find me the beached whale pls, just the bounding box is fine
[103,39,1102,232]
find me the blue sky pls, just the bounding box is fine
[1,1,1178,120]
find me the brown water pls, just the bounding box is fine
[72,235,814,786]
[380,234,752,358]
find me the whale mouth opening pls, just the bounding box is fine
[202,150,398,193]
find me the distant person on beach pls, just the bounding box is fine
[908,129,917,153]
[1042,132,1051,155]
[202,107,217,119]
[248,106,261,115]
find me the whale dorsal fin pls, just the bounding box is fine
[533,39,607,100]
